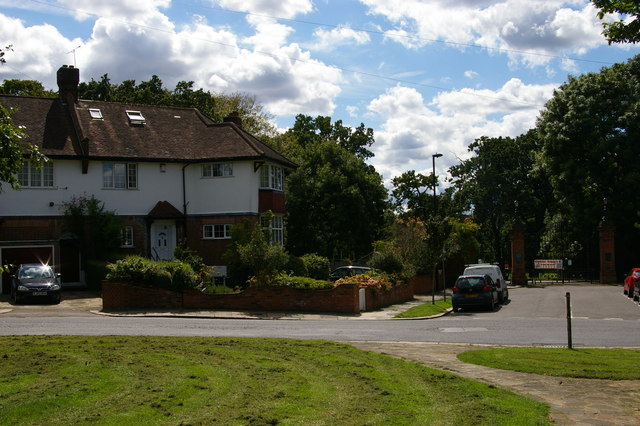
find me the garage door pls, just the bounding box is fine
[1,246,54,294]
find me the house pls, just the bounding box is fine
[0,65,295,292]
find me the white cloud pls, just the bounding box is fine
[215,0,313,19]
[360,0,610,66]
[366,80,557,185]
[464,70,479,79]
[309,26,371,51]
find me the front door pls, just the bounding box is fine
[151,220,176,260]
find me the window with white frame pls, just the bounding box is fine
[261,214,284,245]
[202,163,233,178]
[103,163,137,189]
[120,226,134,248]
[18,161,54,188]
[260,165,283,191]
[203,224,231,239]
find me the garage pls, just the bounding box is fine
[1,246,54,294]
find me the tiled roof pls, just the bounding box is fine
[148,201,184,218]
[0,95,296,168]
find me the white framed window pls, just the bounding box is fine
[126,110,145,125]
[260,165,283,191]
[120,226,134,248]
[261,214,284,246]
[89,108,103,120]
[203,224,231,239]
[202,163,233,178]
[18,161,54,188]
[103,163,137,189]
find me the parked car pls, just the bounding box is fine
[624,268,640,299]
[11,263,62,304]
[330,265,372,281]
[463,263,509,304]
[452,274,499,312]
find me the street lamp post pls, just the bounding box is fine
[431,153,442,303]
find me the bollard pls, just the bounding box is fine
[566,292,572,349]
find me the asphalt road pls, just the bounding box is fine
[1,285,639,347]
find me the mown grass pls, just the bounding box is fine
[0,336,550,425]
[458,347,640,380]
[395,299,452,318]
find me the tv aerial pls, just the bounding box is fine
[66,45,81,67]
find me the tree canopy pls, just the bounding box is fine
[537,54,640,268]
[280,115,388,261]
[77,74,277,137]
[0,46,48,192]
[592,0,640,44]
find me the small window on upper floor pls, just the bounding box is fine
[89,108,103,120]
[126,110,146,125]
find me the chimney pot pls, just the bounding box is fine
[57,65,80,103]
[223,111,242,128]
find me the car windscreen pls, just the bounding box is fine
[456,277,486,289]
[19,267,54,279]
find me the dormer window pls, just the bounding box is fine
[126,110,145,125]
[88,108,103,120]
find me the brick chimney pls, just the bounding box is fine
[223,111,242,128]
[57,65,80,104]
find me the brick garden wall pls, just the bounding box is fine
[102,281,416,314]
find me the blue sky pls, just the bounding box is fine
[1,0,639,186]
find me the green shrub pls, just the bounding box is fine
[273,273,334,290]
[285,254,307,276]
[301,253,330,280]
[105,256,200,291]
[369,247,405,274]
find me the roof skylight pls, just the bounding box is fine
[126,110,146,125]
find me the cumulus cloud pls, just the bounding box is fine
[309,26,371,51]
[366,80,557,185]
[360,0,609,66]
[214,0,313,19]
[0,1,342,118]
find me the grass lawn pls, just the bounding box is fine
[0,336,549,425]
[395,299,452,318]
[458,347,640,380]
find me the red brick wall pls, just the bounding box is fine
[183,284,360,313]
[411,275,435,294]
[102,281,182,310]
[184,216,257,265]
[101,281,417,314]
[365,281,415,310]
[259,190,285,213]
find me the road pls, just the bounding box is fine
[1,285,639,347]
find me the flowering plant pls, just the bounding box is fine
[335,273,393,292]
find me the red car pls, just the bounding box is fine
[624,268,640,299]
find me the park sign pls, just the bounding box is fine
[534,259,563,270]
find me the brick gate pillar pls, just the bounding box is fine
[599,220,616,284]
[510,222,527,286]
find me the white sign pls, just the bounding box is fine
[534,259,563,270]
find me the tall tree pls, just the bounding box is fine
[0,46,48,192]
[283,115,388,261]
[78,74,277,137]
[449,130,549,265]
[537,54,640,271]
[0,79,56,97]
[592,0,640,44]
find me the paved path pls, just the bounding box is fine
[349,341,640,425]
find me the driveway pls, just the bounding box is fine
[0,289,102,316]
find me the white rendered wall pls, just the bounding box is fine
[0,159,260,216]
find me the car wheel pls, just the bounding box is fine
[452,305,459,313]
[51,295,61,305]
[489,297,496,311]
